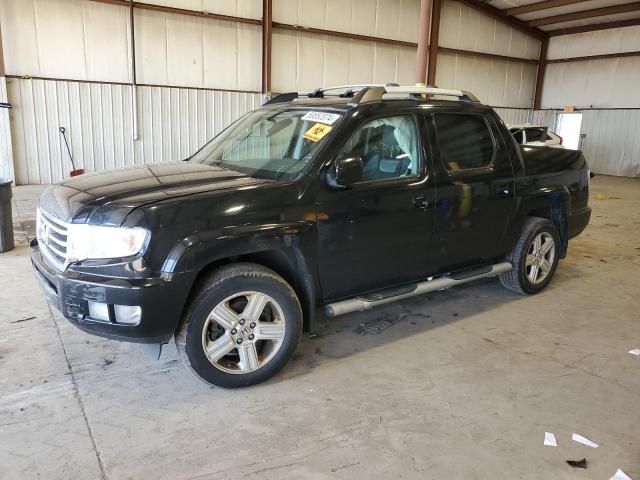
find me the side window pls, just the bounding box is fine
[525,127,547,142]
[337,115,420,182]
[433,114,495,171]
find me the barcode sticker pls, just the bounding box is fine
[301,111,341,125]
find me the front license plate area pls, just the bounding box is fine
[35,269,61,312]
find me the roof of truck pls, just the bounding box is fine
[263,85,483,110]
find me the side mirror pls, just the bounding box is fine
[327,157,363,188]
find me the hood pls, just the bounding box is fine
[39,162,270,225]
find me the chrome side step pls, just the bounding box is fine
[324,262,512,317]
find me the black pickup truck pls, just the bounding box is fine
[31,85,591,388]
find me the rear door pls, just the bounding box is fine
[427,110,515,274]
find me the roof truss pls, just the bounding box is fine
[463,0,640,38]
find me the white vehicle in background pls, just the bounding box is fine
[507,124,564,149]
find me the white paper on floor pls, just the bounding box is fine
[610,468,632,480]
[572,433,599,448]
[544,432,557,447]
[629,348,640,356]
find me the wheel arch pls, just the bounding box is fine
[507,186,571,259]
[528,203,568,258]
[178,246,319,335]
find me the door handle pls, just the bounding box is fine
[413,194,431,210]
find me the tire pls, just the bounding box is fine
[175,263,303,388]
[499,217,561,295]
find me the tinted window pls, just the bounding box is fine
[337,115,420,182]
[525,127,548,142]
[510,128,524,144]
[434,114,495,171]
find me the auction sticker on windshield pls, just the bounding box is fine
[301,111,341,125]
[304,123,332,142]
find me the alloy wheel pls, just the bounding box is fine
[201,291,286,374]
[525,232,555,285]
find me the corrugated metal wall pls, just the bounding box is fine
[439,0,541,59]
[273,0,420,43]
[8,78,262,184]
[494,108,534,125]
[272,0,541,106]
[437,53,538,108]
[542,57,640,109]
[271,30,418,92]
[0,0,548,184]
[542,26,640,109]
[0,78,15,181]
[534,26,640,177]
[533,109,640,177]
[0,0,263,92]
[436,0,540,109]
[579,110,640,177]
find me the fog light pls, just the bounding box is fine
[88,301,110,323]
[114,305,141,325]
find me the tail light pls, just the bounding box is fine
[557,135,563,145]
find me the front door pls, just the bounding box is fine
[316,114,435,301]
[427,111,515,274]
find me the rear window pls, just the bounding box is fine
[434,114,495,171]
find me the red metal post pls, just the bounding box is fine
[262,0,272,94]
[415,0,432,84]
[426,0,441,86]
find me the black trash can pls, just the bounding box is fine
[0,179,14,253]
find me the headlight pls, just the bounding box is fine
[67,224,150,261]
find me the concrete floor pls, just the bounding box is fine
[1,175,638,479]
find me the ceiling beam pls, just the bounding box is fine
[547,16,640,35]
[455,0,547,39]
[87,0,263,25]
[272,22,418,47]
[529,2,640,27]
[505,0,588,16]
[438,47,539,63]
[546,50,640,63]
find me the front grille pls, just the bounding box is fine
[37,207,69,271]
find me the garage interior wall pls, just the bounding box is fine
[539,26,640,177]
[1,0,540,184]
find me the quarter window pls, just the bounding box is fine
[433,114,495,171]
[525,127,547,142]
[337,115,420,182]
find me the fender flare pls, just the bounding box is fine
[161,222,319,333]
[516,185,571,257]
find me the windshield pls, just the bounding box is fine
[189,109,343,179]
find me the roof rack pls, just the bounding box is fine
[264,84,480,106]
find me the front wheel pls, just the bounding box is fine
[500,218,560,294]
[176,263,303,388]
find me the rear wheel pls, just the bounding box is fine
[500,218,560,294]
[176,263,302,388]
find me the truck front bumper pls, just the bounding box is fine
[30,238,195,344]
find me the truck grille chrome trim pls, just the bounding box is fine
[37,207,69,271]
